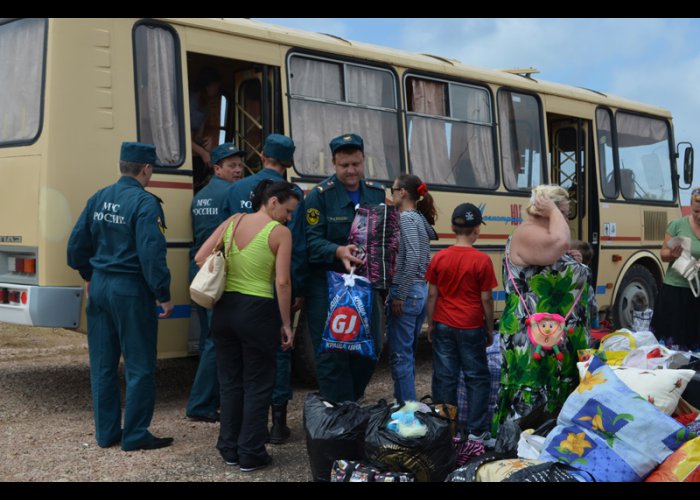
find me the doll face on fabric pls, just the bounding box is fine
[527,313,566,349]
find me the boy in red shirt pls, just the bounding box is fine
[425,202,497,446]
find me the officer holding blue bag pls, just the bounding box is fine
[186,142,245,423]
[67,142,174,451]
[304,133,386,403]
[227,134,307,443]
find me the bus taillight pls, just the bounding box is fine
[0,289,5,303]
[20,291,27,304]
[7,291,20,304]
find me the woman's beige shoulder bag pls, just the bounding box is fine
[190,214,244,309]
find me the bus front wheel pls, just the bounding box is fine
[612,264,658,330]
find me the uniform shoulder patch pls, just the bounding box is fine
[146,190,164,204]
[306,208,320,225]
[315,180,335,194]
[364,180,385,191]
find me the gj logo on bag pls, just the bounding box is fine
[319,271,376,360]
[330,307,361,341]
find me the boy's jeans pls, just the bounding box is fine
[386,282,428,402]
[431,322,490,434]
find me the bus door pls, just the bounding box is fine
[549,117,599,283]
[233,65,282,175]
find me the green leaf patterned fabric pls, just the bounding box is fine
[493,237,592,435]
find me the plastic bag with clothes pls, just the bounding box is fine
[319,271,376,360]
[364,400,456,482]
[347,203,400,290]
[303,393,372,482]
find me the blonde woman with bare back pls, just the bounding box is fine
[492,184,591,435]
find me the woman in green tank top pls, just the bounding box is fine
[651,188,700,351]
[195,180,301,471]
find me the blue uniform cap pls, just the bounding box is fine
[211,142,245,165]
[262,134,295,163]
[329,133,364,155]
[120,142,157,164]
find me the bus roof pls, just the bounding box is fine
[164,17,672,119]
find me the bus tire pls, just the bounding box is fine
[291,308,318,387]
[612,264,658,330]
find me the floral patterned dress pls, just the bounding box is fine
[492,237,591,434]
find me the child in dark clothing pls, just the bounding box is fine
[570,239,599,328]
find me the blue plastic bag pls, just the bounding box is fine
[319,271,376,360]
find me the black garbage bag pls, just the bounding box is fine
[303,393,371,482]
[494,403,557,456]
[364,401,456,482]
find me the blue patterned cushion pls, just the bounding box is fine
[538,356,695,482]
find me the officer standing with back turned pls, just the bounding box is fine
[304,133,386,403]
[67,142,174,451]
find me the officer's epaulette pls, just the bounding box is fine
[363,180,386,192]
[146,190,164,204]
[315,180,335,193]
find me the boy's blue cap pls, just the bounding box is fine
[211,142,245,165]
[262,134,295,163]
[120,142,157,164]
[329,133,364,155]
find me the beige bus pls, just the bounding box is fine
[0,18,693,380]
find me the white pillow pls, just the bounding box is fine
[577,361,695,415]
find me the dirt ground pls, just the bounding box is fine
[0,322,434,482]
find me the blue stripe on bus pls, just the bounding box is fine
[156,304,191,319]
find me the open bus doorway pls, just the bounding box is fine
[186,52,281,194]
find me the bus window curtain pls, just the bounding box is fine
[499,92,520,189]
[0,19,44,143]
[289,58,397,180]
[449,89,495,188]
[137,26,180,165]
[408,79,451,184]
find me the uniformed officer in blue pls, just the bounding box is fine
[186,142,245,423]
[67,142,174,451]
[227,133,306,443]
[304,133,386,403]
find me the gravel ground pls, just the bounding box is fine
[0,323,434,482]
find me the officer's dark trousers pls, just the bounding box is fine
[186,261,219,417]
[86,271,158,451]
[306,271,379,403]
[212,292,279,464]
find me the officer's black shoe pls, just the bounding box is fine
[187,411,220,423]
[124,436,174,451]
[240,454,273,472]
[269,403,291,445]
[132,436,174,451]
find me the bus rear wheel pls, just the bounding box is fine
[612,264,658,330]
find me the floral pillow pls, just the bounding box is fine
[577,361,695,415]
[539,356,695,482]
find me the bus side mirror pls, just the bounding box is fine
[677,142,694,189]
[683,147,694,186]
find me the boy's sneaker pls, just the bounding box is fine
[239,454,273,472]
[468,431,496,448]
